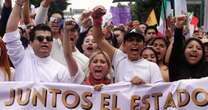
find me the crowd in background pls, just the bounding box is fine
[0,0,208,90]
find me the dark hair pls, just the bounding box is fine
[48,9,64,20]
[123,31,144,43]
[145,25,158,35]
[29,24,52,42]
[152,37,170,48]
[140,46,159,64]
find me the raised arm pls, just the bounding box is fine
[22,0,30,25]
[91,6,116,60]
[63,19,79,76]
[3,0,25,67]
[168,16,186,81]
[0,0,12,36]
[6,0,25,32]
[35,0,51,24]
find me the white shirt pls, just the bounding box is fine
[112,49,163,83]
[3,30,83,83]
[51,38,89,74]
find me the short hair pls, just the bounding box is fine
[123,31,144,43]
[48,9,64,20]
[29,24,52,42]
[152,37,170,48]
[145,25,158,35]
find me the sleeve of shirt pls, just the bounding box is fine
[58,66,85,84]
[112,49,126,67]
[112,49,126,82]
[169,28,185,81]
[35,5,49,25]
[3,30,25,67]
[150,62,164,83]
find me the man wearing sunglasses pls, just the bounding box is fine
[3,0,83,83]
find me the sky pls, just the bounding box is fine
[70,0,114,10]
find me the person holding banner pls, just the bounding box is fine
[83,51,112,85]
[3,0,83,83]
[169,16,208,81]
[63,19,111,86]
[91,5,163,85]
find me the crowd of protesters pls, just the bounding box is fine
[0,0,208,90]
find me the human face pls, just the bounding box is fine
[31,30,53,58]
[152,39,167,61]
[89,54,109,80]
[113,30,124,47]
[123,38,144,61]
[145,29,157,42]
[82,35,98,57]
[48,13,63,34]
[141,49,157,63]
[193,31,203,39]
[184,40,203,65]
[139,24,147,34]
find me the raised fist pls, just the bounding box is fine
[91,5,106,26]
[64,18,76,32]
[91,5,106,19]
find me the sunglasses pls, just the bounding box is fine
[35,36,53,42]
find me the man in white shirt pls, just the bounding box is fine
[91,6,163,84]
[48,10,89,74]
[3,0,83,83]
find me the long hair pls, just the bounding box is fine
[0,39,11,80]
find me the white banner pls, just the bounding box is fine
[1,78,208,110]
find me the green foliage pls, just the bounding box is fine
[131,0,161,23]
[130,3,139,20]
[30,0,69,13]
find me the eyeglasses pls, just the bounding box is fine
[35,36,53,42]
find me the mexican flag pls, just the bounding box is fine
[157,0,173,36]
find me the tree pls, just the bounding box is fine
[30,0,69,13]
